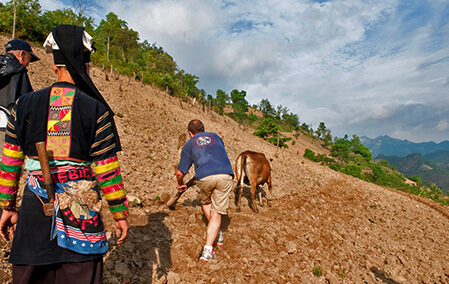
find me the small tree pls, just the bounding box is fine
[316,122,327,139]
[254,117,279,139]
[214,89,228,115]
[300,123,313,135]
[230,89,249,123]
[323,129,333,146]
[276,105,288,120]
[258,98,276,117]
[331,135,350,163]
[247,112,257,126]
[283,112,300,129]
[342,162,364,180]
[350,135,372,162]
[254,118,291,148]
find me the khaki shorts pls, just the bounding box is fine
[197,174,233,215]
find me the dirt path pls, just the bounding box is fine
[1,34,449,283]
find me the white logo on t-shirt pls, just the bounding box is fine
[196,136,211,146]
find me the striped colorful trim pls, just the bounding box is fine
[96,167,121,180]
[112,209,129,220]
[94,156,128,220]
[91,144,115,157]
[95,156,117,166]
[91,133,114,149]
[104,188,126,200]
[95,122,112,136]
[0,143,24,207]
[95,160,119,174]
[97,112,108,124]
[101,184,124,197]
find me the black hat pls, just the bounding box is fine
[5,39,40,62]
[43,25,121,151]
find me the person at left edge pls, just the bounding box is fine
[0,39,40,149]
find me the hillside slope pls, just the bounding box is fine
[1,34,449,283]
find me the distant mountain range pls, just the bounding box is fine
[360,135,449,192]
[360,135,449,158]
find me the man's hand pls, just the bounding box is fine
[0,209,18,241]
[177,184,187,193]
[176,169,187,193]
[114,219,129,246]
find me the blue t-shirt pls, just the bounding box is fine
[178,132,234,180]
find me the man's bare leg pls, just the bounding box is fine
[202,203,221,246]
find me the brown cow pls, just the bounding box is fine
[235,151,272,213]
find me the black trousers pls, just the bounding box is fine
[12,259,103,284]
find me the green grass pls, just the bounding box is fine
[313,266,322,277]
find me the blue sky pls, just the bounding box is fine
[4,0,449,143]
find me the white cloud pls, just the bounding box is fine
[39,0,66,11]
[8,0,448,142]
[437,119,449,132]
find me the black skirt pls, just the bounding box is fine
[9,186,103,266]
[12,259,103,284]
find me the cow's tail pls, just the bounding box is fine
[239,154,248,186]
[236,153,247,187]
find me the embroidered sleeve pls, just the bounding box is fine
[92,110,128,220]
[0,109,25,207]
[90,111,116,160]
[94,156,128,220]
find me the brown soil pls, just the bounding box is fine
[1,34,449,284]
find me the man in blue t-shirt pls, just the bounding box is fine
[177,119,234,262]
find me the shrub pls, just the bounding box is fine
[304,148,316,161]
[329,162,342,171]
[408,175,422,187]
[267,136,291,148]
[342,162,365,180]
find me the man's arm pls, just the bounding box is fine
[176,169,187,192]
[0,108,24,241]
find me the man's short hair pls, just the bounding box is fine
[188,120,205,135]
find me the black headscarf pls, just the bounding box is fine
[50,25,122,151]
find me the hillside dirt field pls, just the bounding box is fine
[1,34,449,283]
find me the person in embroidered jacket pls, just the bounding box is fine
[0,25,129,283]
[176,119,234,262]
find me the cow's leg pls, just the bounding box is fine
[249,182,259,213]
[257,185,264,206]
[266,176,272,207]
[236,185,243,212]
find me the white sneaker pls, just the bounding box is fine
[199,248,216,262]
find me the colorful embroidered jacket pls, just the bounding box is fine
[0,82,128,220]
